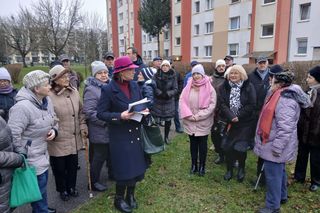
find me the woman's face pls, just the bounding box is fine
[306,74,318,87]
[229,70,241,83]
[95,70,109,83]
[54,73,70,87]
[137,71,145,82]
[120,68,135,81]
[0,79,10,88]
[35,80,51,97]
[192,72,203,81]
[270,77,281,92]
[161,64,170,72]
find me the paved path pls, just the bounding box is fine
[14,127,178,213]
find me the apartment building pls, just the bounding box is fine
[288,0,320,61]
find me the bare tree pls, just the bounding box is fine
[34,0,83,59]
[1,8,39,67]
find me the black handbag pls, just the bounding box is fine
[141,125,165,154]
[220,123,233,152]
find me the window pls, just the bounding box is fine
[164,49,169,57]
[205,46,212,57]
[248,14,252,28]
[154,50,158,57]
[205,22,214,33]
[148,51,152,59]
[195,1,200,13]
[119,13,123,20]
[120,39,124,46]
[119,26,124,34]
[231,0,240,3]
[148,35,152,42]
[143,51,146,57]
[229,16,240,30]
[206,0,214,10]
[194,47,199,57]
[263,0,275,4]
[297,38,308,54]
[175,16,181,25]
[143,35,147,43]
[261,24,274,37]
[246,42,250,54]
[176,0,181,2]
[175,37,181,46]
[300,3,311,21]
[164,31,169,40]
[229,43,239,56]
[130,12,134,18]
[118,0,123,6]
[194,24,200,35]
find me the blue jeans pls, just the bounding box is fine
[264,160,287,210]
[31,170,48,213]
[174,100,182,131]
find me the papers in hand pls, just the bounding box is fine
[128,98,150,122]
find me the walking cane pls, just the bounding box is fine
[254,162,265,191]
[83,136,93,198]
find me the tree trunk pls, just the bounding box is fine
[22,55,28,68]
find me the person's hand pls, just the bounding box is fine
[81,129,88,138]
[121,110,134,120]
[231,117,239,122]
[272,150,281,157]
[46,129,56,141]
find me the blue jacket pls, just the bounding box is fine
[97,80,147,181]
[0,89,17,122]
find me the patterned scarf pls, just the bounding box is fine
[229,81,243,116]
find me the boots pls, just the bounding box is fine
[126,186,137,209]
[224,158,234,181]
[237,167,245,182]
[164,121,171,144]
[190,164,198,174]
[114,185,132,213]
[237,152,246,182]
[214,153,224,164]
[199,164,205,176]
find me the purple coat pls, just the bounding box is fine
[254,84,311,163]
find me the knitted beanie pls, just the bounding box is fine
[0,67,12,82]
[160,60,171,68]
[192,64,205,76]
[140,67,154,80]
[23,70,50,89]
[215,59,226,68]
[91,61,108,76]
[309,65,320,83]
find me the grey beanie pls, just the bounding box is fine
[192,64,205,76]
[23,70,50,89]
[0,67,12,82]
[91,61,108,76]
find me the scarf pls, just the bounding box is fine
[229,81,243,116]
[180,75,213,119]
[308,84,320,107]
[0,84,13,94]
[257,87,287,144]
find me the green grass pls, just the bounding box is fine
[72,134,320,213]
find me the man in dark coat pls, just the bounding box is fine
[126,47,151,81]
[103,52,115,78]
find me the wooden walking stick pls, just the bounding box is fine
[83,136,93,198]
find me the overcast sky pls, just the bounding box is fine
[0,0,107,23]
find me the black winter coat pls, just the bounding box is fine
[218,80,257,145]
[151,69,178,118]
[0,89,17,122]
[298,86,320,146]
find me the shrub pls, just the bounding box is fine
[4,64,23,84]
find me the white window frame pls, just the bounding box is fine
[164,31,169,40]
[164,49,169,57]
[248,14,252,28]
[205,22,214,34]
[194,1,200,13]
[204,45,212,57]
[119,26,124,34]
[262,0,275,5]
[228,43,239,56]
[297,38,308,55]
[229,16,240,30]
[119,12,123,21]
[261,24,274,38]
[299,3,311,21]
[231,0,240,4]
[194,24,200,35]
[194,47,199,57]
[205,0,214,10]
[175,16,181,25]
[175,37,181,46]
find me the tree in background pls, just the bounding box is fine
[34,0,82,59]
[1,8,39,67]
[138,0,171,56]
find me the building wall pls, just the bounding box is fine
[288,0,320,61]
[172,0,182,57]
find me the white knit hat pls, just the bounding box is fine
[91,61,108,76]
[215,59,226,68]
[49,65,69,81]
[23,70,50,89]
[160,60,171,68]
[0,67,12,82]
[192,64,205,76]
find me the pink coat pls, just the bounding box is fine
[180,85,216,136]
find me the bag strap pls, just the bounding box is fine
[19,154,29,169]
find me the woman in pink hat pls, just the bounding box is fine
[97,56,148,213]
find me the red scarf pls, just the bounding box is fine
[257,87,286,144]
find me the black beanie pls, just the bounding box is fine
[269,64,284,76]
[309,65,320,83]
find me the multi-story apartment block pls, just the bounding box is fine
[288,0,320,61]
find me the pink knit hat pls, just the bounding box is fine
[113,56,138,74]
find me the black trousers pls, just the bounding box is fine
[225,149,247,170]
[90,143,111,184]
[294,143,320,185]
[211,126,223,154]
[189,135,208,166]
[50,154,78,192]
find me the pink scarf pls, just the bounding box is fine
[180,75,213,119]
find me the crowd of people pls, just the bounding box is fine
[0,48,320,213]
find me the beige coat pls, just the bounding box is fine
[48,87,87,157]
[180,86,216,136]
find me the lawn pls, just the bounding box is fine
[72,134,320,213]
